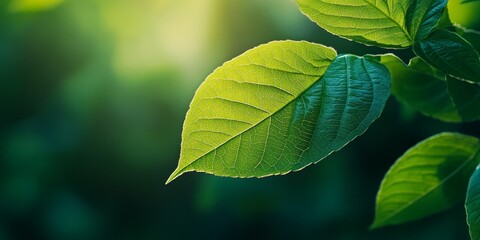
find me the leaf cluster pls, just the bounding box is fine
[168,0,480,237]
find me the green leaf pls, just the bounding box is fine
[372,133,480,229]
[406,0,448,40]
[466,160,480,240]
[455,25,480,52]
[167,41,391,184]
[296,0,412,48]
[297,0,447,48]
[414,29,480,83]
[447,76,480,121]
[380,54,461,122]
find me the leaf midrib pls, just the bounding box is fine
[375,145,480,227]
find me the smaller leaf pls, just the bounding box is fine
[381,54,461,122]
[406,0,448,40]
[297,0,447,47]
[466,160,480,240]
[296,0,412,48]
[447,76,480,121]
[372,132,480,229]
[414,29,480,83]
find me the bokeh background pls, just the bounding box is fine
[1,0,480,239]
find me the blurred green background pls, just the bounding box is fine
[1,0,480,239]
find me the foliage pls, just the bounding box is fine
[169,0,480,237]
[166,42,391,183]
[372,132,480,229]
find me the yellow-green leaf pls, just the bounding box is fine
[167,41,391,183]
[297,0,447,48]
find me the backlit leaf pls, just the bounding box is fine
[372,133,480,229]
[297,0,446,48]
[167,41,391,183]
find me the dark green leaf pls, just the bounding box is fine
[406,0,448,40]
[167,41,391,183]
[466,160,480,240]
[447,76,480,121]
[455,25,480,52]
[381,54,461,122]
[372,133,480,229]
[414,29,480,83]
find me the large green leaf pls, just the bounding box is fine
[414,29,480,83]
[167,41,391,183]
[372,133,480,229]
[297,0,447,48]
[447,76,480,121]
[466,161,480,240]
[381,54,461,122]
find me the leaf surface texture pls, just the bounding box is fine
[372,133,480,228]
[167,41,391,183]
[297,0,447,47]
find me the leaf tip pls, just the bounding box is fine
[165,168,183,185]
